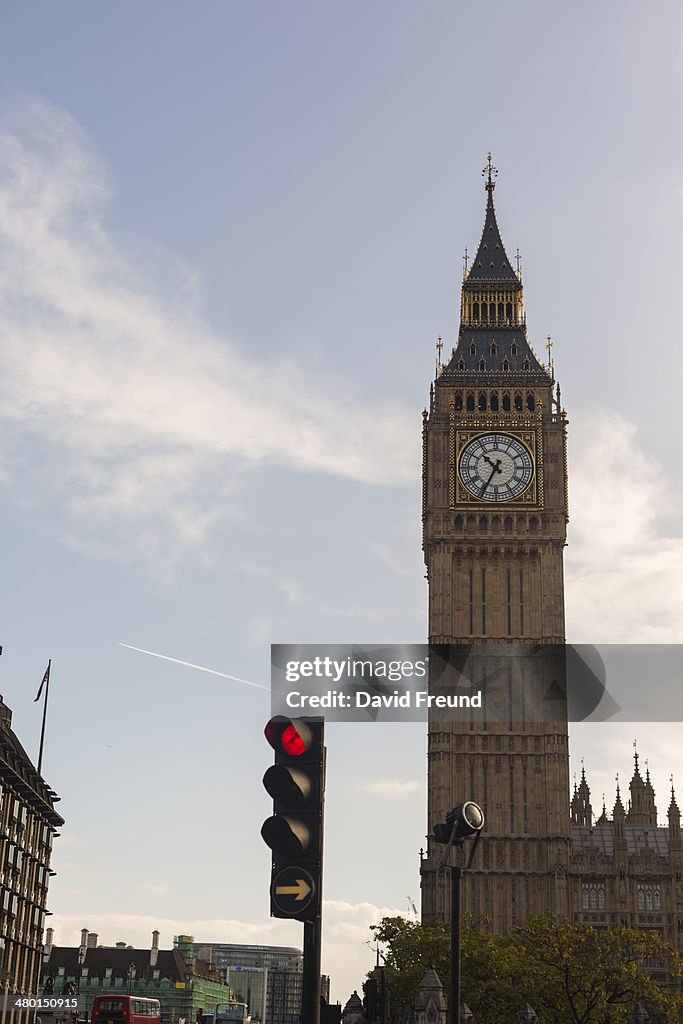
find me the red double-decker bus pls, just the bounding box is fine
[92,995,161,1024]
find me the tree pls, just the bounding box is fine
[515,915,682,1024]
[369,914,682,1024]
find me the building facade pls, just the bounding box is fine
[571,755,683,969]
[41,932,232,1024]
[420,157,571,927]
[193,944,303,1024]
[0,693,63,1023]
[418,158,683,959]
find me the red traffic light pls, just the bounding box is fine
[264,717,313,757]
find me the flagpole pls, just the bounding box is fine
[37,660,51,776]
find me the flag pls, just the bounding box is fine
[34,663,50,702]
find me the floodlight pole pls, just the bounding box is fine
[450,862,462,1024]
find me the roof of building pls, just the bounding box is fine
[0,694,64,826]
[43,946,224,985]
[572,823,672,857]
[464,160,520,286]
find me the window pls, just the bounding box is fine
[455,392,463,411]
[478,392,487,410]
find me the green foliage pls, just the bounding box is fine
[369,913,682,1024]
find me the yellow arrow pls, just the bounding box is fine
[275,878,312,901]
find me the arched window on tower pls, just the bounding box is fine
[455,392,463,411]
[469,343,477,356]
[479,516,488,533]
[498,302,504,321]
[490,393,499,412]
[514,392,523,411]
[455,515,463,532]
[473,302,479,322]
[637,886,645,911]
[479,359,486,372]
[511,343,519,356]
[506,301,513,322]
[489,341,497,356]
[466,392,475,412]
[503,392,511,411]
[478,392,487,411]
[458,359,465,371]
[523,358,531,372]
[527,393,535,411]
[529,517,539,534]
[654,888,661,911]
[502,359,510,372]
[504,516,513,534]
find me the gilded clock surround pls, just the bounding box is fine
[452,426,542,508]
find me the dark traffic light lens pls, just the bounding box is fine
[261,814,311,858]
[263,765,312,806]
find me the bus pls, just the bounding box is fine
[92,996,162,1024]
[215,1004,249,1024]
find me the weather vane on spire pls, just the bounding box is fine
[483,152,498,192]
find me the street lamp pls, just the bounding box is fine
[127,964,136,996]
[432,801,485,1024]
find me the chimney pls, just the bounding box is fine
[44,927,54,961]
[150,931,160,968]
[115,942,127,949]
[80,929,89,957]
[88,933,98,949]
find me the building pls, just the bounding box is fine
[420,156,570,927]
[418,156,683,958]
[571,754,683,972]
[0,693,63,1023]
[193,944,303,1024]
[41,931,232,1024]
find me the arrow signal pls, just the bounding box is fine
[275,878,312,901]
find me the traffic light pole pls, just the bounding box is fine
[302,916,322,1024]
[450,864,462,1024]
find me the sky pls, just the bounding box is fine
[1,0,683,1005]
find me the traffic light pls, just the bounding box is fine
[261,716,325,922]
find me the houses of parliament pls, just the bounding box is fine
[419,156,683,958]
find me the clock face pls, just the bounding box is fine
[458,433,534,502]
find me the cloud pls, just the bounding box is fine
[355,778,421,796]
[0,99,417,564]
[565,412,683,643]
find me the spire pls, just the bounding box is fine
[614,776,625,817]
[465,154,519,284]
[627,743,657,826]
[571,759,592,826]
[596,794,609,826]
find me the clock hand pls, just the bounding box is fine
[480,458,502,495]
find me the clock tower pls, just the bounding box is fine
[420,157,571,929]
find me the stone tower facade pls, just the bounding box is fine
[420,157,571,929]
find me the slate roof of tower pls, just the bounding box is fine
[465,184,520,285]
[439,165,552,384]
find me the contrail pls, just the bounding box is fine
[118,643,270,692]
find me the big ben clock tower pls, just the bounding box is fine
[420,157,571,929]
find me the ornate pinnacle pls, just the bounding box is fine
[483,152,498,192]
